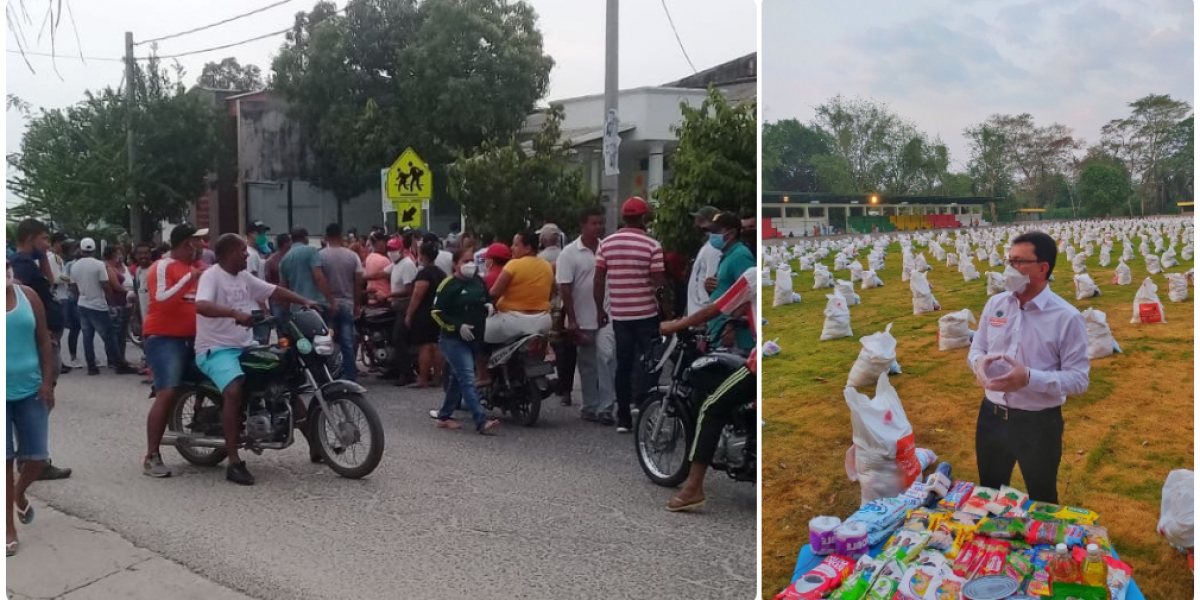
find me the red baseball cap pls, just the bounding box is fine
[386,237,403,251]
[484,242,511,260]
[622,196,650,217]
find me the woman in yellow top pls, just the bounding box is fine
[485,230,553,343]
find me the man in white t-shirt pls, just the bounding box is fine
[386,231,420,384]
[194,234,318,486]
[687,206,722,316]
[556,208,616,424]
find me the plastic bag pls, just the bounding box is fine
[1162,248,1179,269]
[1073,274,1101,300]
[814,265,834,290]
[1071,252,1088,274]
[861,270,883,290]
[1157,469,1194,551]
[762,338,782,357]
[910,271,940,315]
[836,279,860,306]
[961,262,980,282]
[849,260,864,283]
[1146,254,1162,275]
[847,323,898,388]
[1131,277,1166,323]
[986,271,1005,296]
[1098,249,1111,268]
[1081,308,1118,360]
[946,253,958,268]
[821,292,854,341]
[938,309,975,351]
[1168,273,1188,302]
[844,374,921,505]
[774,269,797,307]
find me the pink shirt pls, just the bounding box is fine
[363,253,392,299]
[595,228,664,321]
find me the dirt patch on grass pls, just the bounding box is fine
[761,241,1194,599]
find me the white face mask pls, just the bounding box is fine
[460,263,478,278]
[1003,264,1030,294]
[387,251,400,262]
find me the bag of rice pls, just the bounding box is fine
[847,323,897,388]
[1071,252,1088,274]
[946,253,958,268]
[862,270,884,290]
[1073,274,1101,299]
[773,268,798,307]
[1081,308,1118,360]
[1167,273,1188,303]
[1131,277,1166,324]
[821,292,854,341]
[937,309,975,351]
[961,261,981,282]
[836,279,860,306]
[850,260,864,283]
[1113,259,1132,285]
[910,271,940,315]
[986,271,1005,295]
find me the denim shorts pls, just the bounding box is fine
[145,336,193,390]
[6,395,49,462]
[196,348,245,393]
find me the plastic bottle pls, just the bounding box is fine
[1047,543,1080,584]
[1081,543,1108,586]
[922,462,953,508]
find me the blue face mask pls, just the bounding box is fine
[708,233,727,251]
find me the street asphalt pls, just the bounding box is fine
[25,348,757,600]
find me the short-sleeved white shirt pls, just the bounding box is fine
[195,266,277,354]
[556,237,610,330]
[390,256,419,292]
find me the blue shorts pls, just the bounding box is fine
[145,336,193,390]
[196,348,245,393]
[6,395,49,462]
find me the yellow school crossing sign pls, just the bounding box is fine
[386,148,432,202]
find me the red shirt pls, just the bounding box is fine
[143,258,199,338]
[595,228,664,321]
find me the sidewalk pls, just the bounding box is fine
[7,504,256,600]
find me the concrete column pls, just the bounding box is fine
[647,142,665,203]
[588,150,602,195]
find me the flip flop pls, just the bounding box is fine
[435,419,462,430]
[16,499,33,525]
[6,540,17,557]
[476,419,501,435]
[665,496,706,513]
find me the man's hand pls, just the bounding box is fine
[233,310,255,328]
[484,303,496,318]
[660,319,682,336]
[704,276,717,294]
[981,355,1029,393]
[597,309,610,328]
[460,324,475,342]
[39,382,55,411]
[971,356,991,388]
[405,314,413,328]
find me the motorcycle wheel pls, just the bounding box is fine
[634,394,693,487]
[509,379,542,427]
[326,347,345,380]
[311,391,385,479]
[169,387,229,467]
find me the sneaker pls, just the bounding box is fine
[226,461,255,486]
[60,364,72,375]
[580,410,599,422]
[559,395,572,407]
[616,424,632,434]
[37,463,72,480]
[598,414,617,427]
[115,364,140,375]
[87,367,101,376]
[142,454,172,478]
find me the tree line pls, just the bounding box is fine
[763,93,1192,219]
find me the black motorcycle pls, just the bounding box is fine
[480,334,555,426]
[634,328,756,487]
[161,308,385,479]
[355,306,398,374]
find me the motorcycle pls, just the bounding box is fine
[634,328,756,488]
[354,306,398,374]
[480,333,555,426]
[161,308,385,479]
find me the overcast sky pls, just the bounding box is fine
[763,0,1193,170]
[4,0,756,208]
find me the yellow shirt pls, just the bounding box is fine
[497,256,553,313]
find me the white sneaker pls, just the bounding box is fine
[616,426,631,434]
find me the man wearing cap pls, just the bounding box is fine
[140,224,207,478]
[594,197,667,433]
[537,223,572,403]
[246,221,271,279]
[706,212,756,352]
[386,231,421,384]
[70,237,139,376]
[279,227,337,313]
[481,242,511,290]
[687,206,723,316]
[264,233,292,323]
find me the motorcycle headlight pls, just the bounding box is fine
[313,334,335,356]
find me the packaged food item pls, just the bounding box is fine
[882,530,932,564]
[1004,552,1034,584]
[1080,525,1112,556]
[997,505,1028,519]
[896,564,940,597]
[864,574,899,600]
[1023,570,1051,596]
[846,497,912,545]
[973,540,1011,578]
[809,516,842,555]
[828,556,882,600]
[1030,545,1054,568]
[925,521,964,557]
[1046,583,1108,600]
[901,508,937,532]
[1103,557,1133,600]
[1025,521,1060,546]
[1027,503,1099,525]
[1061,524,1085,548]
[961,575,1020,600]
[995,485,1029,510]
[930,572,965,600]
[875,559,907,582]
[939,481,974,511]
[977,517,1026,540]
[950,537,989,578]
[835,521,870,559]
[960,486,1001,516]
[913,549,949,571]
[946,511,985,529]
[774,554,855,600]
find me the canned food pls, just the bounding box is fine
[962,575,1020,600]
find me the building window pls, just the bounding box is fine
[808,207,825,218]
[786,207,807,218]
[762,206,783,218]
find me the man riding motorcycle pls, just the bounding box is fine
[658,266,757,512]
[194,234,321,485]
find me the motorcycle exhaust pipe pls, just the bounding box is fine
[162,432,289,450]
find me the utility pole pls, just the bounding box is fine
[601,0,619,234]
[125,31,142,243]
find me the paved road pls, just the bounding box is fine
[29,355,756,599]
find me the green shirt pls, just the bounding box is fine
[707,241,755,350]
[432,274,489,342]
[279,245,325,308]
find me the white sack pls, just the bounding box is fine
[938,309,976,351]
[1131,277,1166,323]
[847,323,898,388]
[820,292,854,341]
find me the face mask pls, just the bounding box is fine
[708,233,727,251]
[1003,264,1030,294]
[388,251,400,262]
[460,263,478,278]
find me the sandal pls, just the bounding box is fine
[477,419,501,435]
[6,540,17,557]
[16,499,34,525]
[666,494,706,513]
[435,419,462,430]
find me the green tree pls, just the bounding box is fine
[272,0,554,206]
[652,87,756,257]
[1078,163,1129,217]
[762,119,830,191]
[7,56,221,239]
[447,107,595,239]
[197,57,265,91]
[962,123,1011,198]
[1100,94,1191,215]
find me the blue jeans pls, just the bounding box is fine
[78,306,123,369]
[331,301,357,381]
[437,336,487,430]
[6,395,49,462]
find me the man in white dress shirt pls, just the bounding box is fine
[967,231,1089,504]
[686,206,722,316]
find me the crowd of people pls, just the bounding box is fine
[6,196,758,545]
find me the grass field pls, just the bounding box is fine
[761,231,1194,599]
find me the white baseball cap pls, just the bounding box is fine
[80,238,97,252]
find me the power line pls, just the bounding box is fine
[659,0,696,74]
[135,0,299,46]
[6,49,124,62]
[142,5,348,60]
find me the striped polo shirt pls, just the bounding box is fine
[596,227,665,321]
